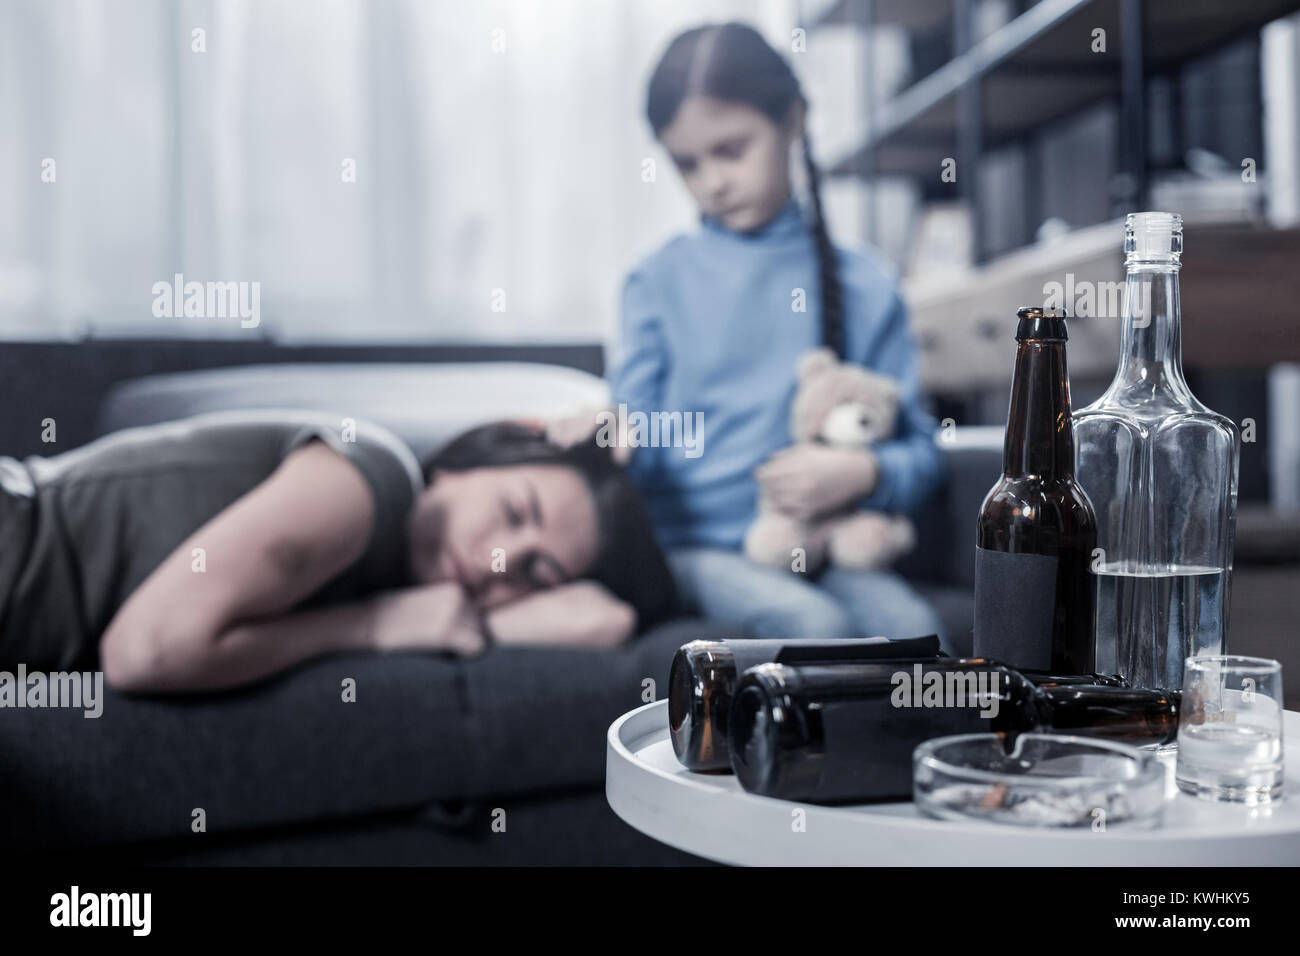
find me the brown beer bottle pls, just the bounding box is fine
[668,635,942,771]
[975,307,1098,674]
[669,641,1123,773]
[728,659,1178,803]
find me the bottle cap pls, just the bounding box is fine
[1125,211,1183,263]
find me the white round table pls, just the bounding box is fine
[606,699,1300,866]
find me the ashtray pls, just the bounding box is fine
[912,733,1167,829]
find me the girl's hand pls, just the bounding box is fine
[368,582,488,657]
[756,445,880,521]
[544,405,633,465]
[543,406,601,448]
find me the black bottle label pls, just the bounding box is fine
[726,634,942,675]
[973,546,1058,671]
[818,693,993,802]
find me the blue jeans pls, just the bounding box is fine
[667,547,946,651]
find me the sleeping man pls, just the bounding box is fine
[0,411,676,694]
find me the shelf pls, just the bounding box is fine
[1178,224,1300,368]
[809,0,953,31]
[830,0,1300,178]
[903,220,1300,395]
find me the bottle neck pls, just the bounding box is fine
[1113,263,1192,396]
[1032,684,1181,746]
[1004,338,1075,480]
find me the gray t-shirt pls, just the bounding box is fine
[0,409,425,671]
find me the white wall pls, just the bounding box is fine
[0,0,816,347]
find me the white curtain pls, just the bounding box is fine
[1,0,813,345]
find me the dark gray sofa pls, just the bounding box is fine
[0,362,1000,864]
[4,617,741,864]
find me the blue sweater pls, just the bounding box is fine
[608,197,943,552]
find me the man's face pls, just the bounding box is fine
[658,95,801,234]
[410,463,599,609]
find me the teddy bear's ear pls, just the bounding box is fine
[798,347,838,381]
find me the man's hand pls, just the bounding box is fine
[756,444,880,522]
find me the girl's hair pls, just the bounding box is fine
[646,21,844,359]
[419,421,679,632]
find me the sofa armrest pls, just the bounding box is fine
[94,361,611,462]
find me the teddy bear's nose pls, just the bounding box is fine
[859,414,872,427]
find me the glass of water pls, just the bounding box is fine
[1176,655,1284,804]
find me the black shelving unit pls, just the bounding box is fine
[815,0,1300,262]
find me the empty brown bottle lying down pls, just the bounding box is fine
[668,635,1129,773]
[728,659,1178,804]
[669,635,944,772]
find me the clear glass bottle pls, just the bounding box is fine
[1074,212,1240,693]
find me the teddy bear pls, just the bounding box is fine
[743,348,916,573]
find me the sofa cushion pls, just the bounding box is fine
[0,617,743,849]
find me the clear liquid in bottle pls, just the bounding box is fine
[1074,212,1240,698]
